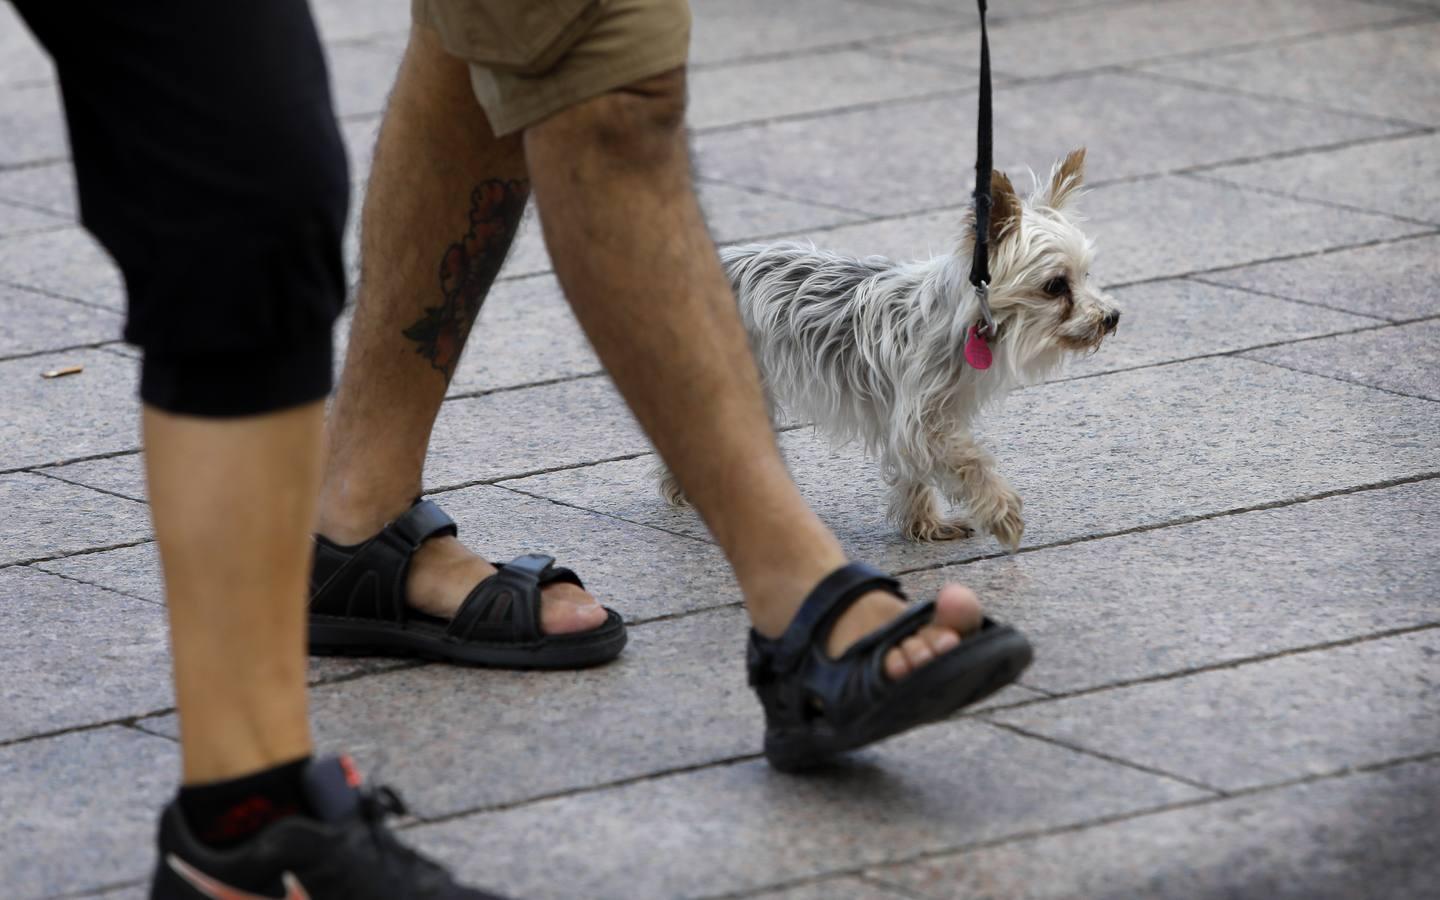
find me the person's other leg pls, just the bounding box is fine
[317,26,603,635]
[523,69,978,676]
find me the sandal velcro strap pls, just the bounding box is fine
[755,562,902,679]
[380,499,457,551]
[447,553,584,643]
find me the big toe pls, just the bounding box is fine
[539,583,608,635]
[884,583,984,681]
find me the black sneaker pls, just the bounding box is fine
[151,756,507,899]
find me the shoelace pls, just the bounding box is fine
[349,785,453,891]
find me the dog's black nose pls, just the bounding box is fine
[1102,310,1121,332]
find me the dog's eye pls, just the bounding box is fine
[1043,276,1069,296]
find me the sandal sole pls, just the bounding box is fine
[308,609,628,670]
[763,623,1033,772]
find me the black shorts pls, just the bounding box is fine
[13,0,349,417]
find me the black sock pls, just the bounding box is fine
[178,756,312,848]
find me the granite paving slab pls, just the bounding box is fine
[688,48,963,131]
[991,629,1440,791]
[439,484,733,621]
[37,452,146,503]
[0,349,140,471]
[864,0,1157,18]
[408,721,1205,900]
[1199,233,1440,322]
[900,478,1440,694]
[881,0,1406,79]
[495,182,865,282]
[509,357,1440,569]
[1082,175,1425,285]
[426,375,648,488]
[0,197,63,239]
[746,877,913,900]
[688,0,959,68]
[143,607,761,818]
[1245,319,1440,400]
[695,73,1409,216]
[1063,278,1381,379]
[325,41,403,120]
[0,2,52,88]
[0,284,122,359]
[309,0,410,43]
[1203,132,1440,225]
[0,727,175,900]
[0,82,67,168]
[0,474,149,566]
[448,276,599,395]
[1144,19,1440,125]
[0,159,76,217]
[0,567,170,741]
[871,757,1440,900]
[0,226,123,311]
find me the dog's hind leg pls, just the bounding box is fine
[935,435,1024,550]
[888,479,975,542]
[653,462,689,506]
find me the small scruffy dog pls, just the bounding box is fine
[658,149,1119,549]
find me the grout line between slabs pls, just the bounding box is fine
[1184,168,1440,229]
[704,748,1440,900]
[27,562,160,607]
[982,719,1227,796]
[1243,355,1440,404]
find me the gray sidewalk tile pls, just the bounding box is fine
[0,349,140,471]
[903,479,1440,694]
[1245,319,1440,400]
[868,0,1154,17]
[695,72,1408,216]
[0,568,169,741]
[310,0,410,43]
[0,727,174,900]
[0,226,123,311]
[747,877,914,900]
[1084,176,1424,284]
[447,275,599,395]
[990,629,1440,792]
[1144,20,1440,125]
[325,41,403,120]
[871,757,1440,900]
[0,198,63,239]
[883,0,1405,79]
[439,483,734,621]
[1200,234,1440,322]
[0,4,52,88]
[689,49,963,131]
[0,160,76,217]
[1204,132,1440,225]
[1064,279,1381,379]
[408,721,1204,900]
[689,0,959,68]
[427,375,647,488]
[0,474,149,566]
[143,607,761,818]
[512,357,1440,568]
[0,82,67,167]
[0,285,122,359]
[38,453,147,504]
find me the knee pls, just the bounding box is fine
[542,67,689,167]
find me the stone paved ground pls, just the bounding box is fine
[2,0,1438,897]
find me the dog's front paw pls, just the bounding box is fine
[656,467,689,507]
[975,487,1025,551]
[903,516,975,542]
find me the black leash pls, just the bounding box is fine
[969,0,996,340]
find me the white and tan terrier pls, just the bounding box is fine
[658,149,1119,550]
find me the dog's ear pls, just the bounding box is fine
[990,170,1021,245]
[1045,147,1086,209]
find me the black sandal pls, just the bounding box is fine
[308,499,627,669]
[749,562,1032,771]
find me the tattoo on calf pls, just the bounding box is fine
[403,179,529,379]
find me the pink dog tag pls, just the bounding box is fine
[964,324,992,370]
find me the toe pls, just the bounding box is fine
[933,583,984,636]
[539,583,607,635]
[901,635,934,670]
[884,646,911,681]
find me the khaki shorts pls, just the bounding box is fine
[412,0,692,135]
